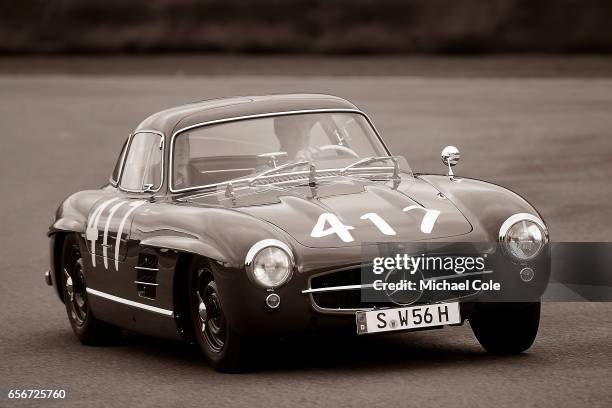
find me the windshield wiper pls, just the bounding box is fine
[248,160,310,186]
[340,156,400,179]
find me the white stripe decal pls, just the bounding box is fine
[86,288,173,316]
[88,198,119,267]
[420,209,441,234]
[403,205,441,234]
[86,206,100,232]
[360,212,397,235]
[114,200,146,271]
[102,201,126,269]
[86,202,106,238]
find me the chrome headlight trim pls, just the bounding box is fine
[245,239,294,288]
[498,213,548,262]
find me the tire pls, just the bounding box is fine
[470,302,540,354]
[188,259,249,372]
[61,234,120,345]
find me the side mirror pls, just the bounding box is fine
[441,145,460,177]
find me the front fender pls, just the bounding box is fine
[48,190,103,236]
[419,175,547,241]
[49,218,84,236]
[47,191,99,301]
[133,204,299,267]
[140,236,225,261]
[420,175,550,301]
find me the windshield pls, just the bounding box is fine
[171,112,392,191]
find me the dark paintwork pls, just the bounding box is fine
[48,94,550,340]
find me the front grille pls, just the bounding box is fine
[307,258,486,313]
[309,268,378,311]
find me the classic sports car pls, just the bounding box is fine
[47,94,549,372]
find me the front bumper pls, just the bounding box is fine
[211,244,550,337]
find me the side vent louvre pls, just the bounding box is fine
[138,254,159,269]
[135,254,159,299]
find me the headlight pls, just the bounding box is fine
[499,213,548,262]
[245,239,294,288]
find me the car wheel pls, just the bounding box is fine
[470,301,540,354]
[188,260,248,372]
[61,234,120,345]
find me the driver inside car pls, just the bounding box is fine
[273,115,322,161]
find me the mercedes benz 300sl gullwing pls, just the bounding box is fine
[46,94,550,372]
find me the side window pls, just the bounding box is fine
[110,139,128,186]
[120,132,163,192]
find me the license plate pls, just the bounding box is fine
[355,302,461,335]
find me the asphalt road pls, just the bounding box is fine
[1,61,611,407]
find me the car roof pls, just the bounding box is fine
[134,94,359,136]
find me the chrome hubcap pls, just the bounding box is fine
[65,254,88,326]
[195,270,226,353]
[65,271,74,300]
[198,294,208,324]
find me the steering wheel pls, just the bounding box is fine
[312,144,359,159]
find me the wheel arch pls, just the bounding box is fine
[138,235,237,342]
[171,252,218,343]
[49,231,70,302]
[48,192,91,303]
[172,251,195,342]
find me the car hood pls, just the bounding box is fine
[183,176,472,248]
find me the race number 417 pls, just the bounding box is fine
[310,206,441,243]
